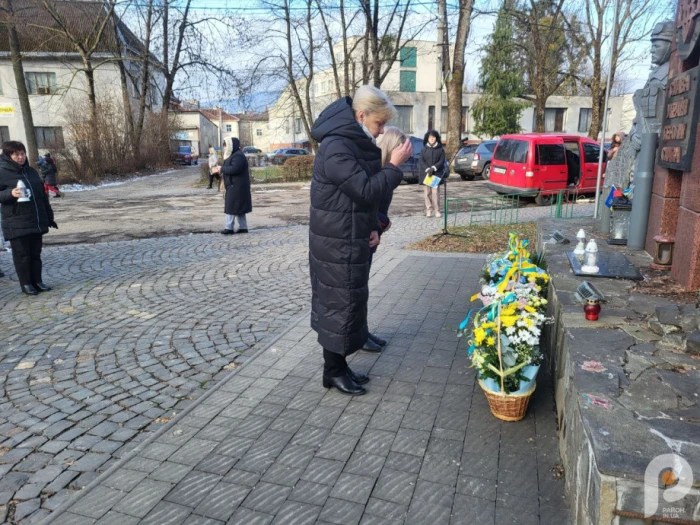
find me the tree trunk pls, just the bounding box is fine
[341,0,350,96]
[161,0,191,112]
[134,0,154,152]
[2,0,38,164]
[445,0,474,159]
[533,93,546,132]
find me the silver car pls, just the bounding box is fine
[470,141,497,180]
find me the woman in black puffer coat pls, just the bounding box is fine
[419,130,446,218]
[309,85,412,396]
[213,137,252,234]
[0,141,57,295]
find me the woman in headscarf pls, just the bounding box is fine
[207,144,219,189]
[212,137,252,234]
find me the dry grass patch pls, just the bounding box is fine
[406,222,538,253]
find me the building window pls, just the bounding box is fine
[0,126,9,143]
[400,46,417,68]
[256,129,263,136]
[295,118,302,134]
[225,124,232,132]
[35,127,64,148]
[26,72,58,95]
[335,52,343,64]
[399,71,416,92]
[394,105,413,133]
[0,80,3,96]
[578,108,592,132]
[285,119,290,134]
[544,108,566,132]
[428,106,469,134]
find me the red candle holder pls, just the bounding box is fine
[584,300,601,321]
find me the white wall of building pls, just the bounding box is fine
[267,38,637,148]
[0,56,165,154]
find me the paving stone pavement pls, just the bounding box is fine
[36,248,571,525]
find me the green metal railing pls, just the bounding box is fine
[445,194,521,226]
[549,189,595,219]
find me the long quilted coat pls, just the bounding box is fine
[309,97,403,356]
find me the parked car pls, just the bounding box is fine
[399,136,425,183]
[486,134,607,205]
[268,148,311,164]
[453,141,497,181]
[172,145,198,166]
[242,146,262,154]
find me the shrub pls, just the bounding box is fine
[55,96,178,184]
[282,156,315,182]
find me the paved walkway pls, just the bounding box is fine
[41,251,569,525]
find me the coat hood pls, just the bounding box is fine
[223,137,240,160]
[311,97,374,148]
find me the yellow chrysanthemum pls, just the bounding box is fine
[486,336,495,346]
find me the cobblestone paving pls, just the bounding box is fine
[40,251,570,525]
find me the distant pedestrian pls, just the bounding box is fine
[419,130,446,218]
[212,137,252,235]
[207,144,220,189]
[0,141,57,295]
[309,85,412,396]
[39,152,61,197]
[608,132,625,160]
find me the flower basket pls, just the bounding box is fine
[479,379,536,422]
[458,233,550,422]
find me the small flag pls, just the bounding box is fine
[604,186,616,208]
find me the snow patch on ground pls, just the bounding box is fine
[61,170,177,193]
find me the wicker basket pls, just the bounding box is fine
[478,379,536,422]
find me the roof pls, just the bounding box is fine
[235,111,269,122]
[0,0,148,57]
[200,108,239,122]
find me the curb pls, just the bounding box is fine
[41,307,311,524]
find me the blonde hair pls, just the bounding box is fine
[352,85,397,123]
[377,126,406,166]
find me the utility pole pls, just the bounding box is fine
[434,0,446,135]
[218,106,223,146]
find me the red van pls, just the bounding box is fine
[486,134,607,205]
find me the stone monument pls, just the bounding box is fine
[605,21,674,192]
[645,0,700,289]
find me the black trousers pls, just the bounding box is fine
[208,172,221,187]
[323,349,348,378]
[10,233,43,286]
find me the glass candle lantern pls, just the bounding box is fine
[581,239,600,274]
[650,235,675,270]
[607,202,632,245]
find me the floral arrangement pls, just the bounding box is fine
[459,233,550,394]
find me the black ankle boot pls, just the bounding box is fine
[368,333,387,347]
[362,338,382,353]
[347,368,369,385]
[21,284,39,296]
[322,374,366,395]
[35,283,52,292]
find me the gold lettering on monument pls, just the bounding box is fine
[663,123,687,140]
[667,98,690,118]
[661,147,682,163]
[669,75,692,96]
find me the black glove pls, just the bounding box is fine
[49,221,58,229]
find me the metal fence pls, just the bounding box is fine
[548,189,596,219]
[445,194,521,226]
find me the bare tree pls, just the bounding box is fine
[510,0,569,132]
[0,0,38,164]
[444,0,475,157]
[37,0,117,126]
[565,0,656,140]
[160,0,192,112]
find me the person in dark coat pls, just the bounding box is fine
[39,152,61,197]
[309,85,413,395]
[213,137,252,234]
[0,141,57,295]
[419,130,446,217]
